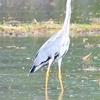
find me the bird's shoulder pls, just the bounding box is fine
[34,31,62,58]
[40,30,62,49]
[34,30,70,64]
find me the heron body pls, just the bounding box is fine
[30,30,70,72]
[30,0,72,91]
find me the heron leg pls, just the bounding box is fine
[45,59,53,90]
[58,58,64,91]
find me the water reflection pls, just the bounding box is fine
[58,91,63,100]
[45,90,63,100]
[45,90,48,100]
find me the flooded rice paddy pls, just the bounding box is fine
[0,36,100,100]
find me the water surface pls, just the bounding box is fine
[0,36,100,100]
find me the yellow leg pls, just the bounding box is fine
[45,65,50,90]
[45,60,52,90]
[58,58,64,91]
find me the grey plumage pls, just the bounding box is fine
[30,30,70,73]
[30,0,71,74]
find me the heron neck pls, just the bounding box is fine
[62,0,71,36]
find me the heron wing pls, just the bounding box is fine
[33,30,70,67]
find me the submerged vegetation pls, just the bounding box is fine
[0,19,100,37]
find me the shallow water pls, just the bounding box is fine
[0,36,100,100]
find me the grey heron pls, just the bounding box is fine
[30,0,72,91]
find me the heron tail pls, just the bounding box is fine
[29,65,36,73]
[29,61,42,73]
